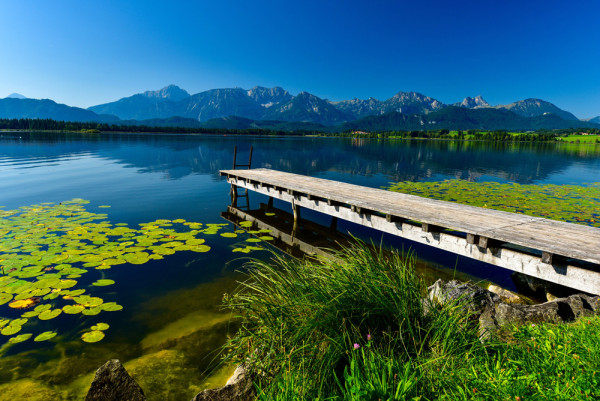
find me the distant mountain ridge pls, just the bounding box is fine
[496,98,579,121]
[0,98,118,123]
[342,107,597,132]
[88,85,590,127]
[2,84,599,131]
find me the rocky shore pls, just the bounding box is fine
[84,279,600,400]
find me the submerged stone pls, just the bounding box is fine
[85,359,146,401]
[191,365,255,401]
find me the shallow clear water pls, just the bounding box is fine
[0,132,599,399]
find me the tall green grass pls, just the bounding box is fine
[222,241,600,400]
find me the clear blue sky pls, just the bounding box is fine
[1,0,599,118]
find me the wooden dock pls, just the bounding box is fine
[220,168,600,295]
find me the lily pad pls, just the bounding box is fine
[124,252,150,264]
[99,302,123,312]
[1,325,21,336]
[21,311,40,318]
[8,298,38,309]
[54,279,77,289]
[190,245,211,253]
[259,236,274,241]
[91,323,109,331]
[220,232,238,238]
[63,304,85,314]
[34,331,57,342]
[92,279,115,287]
[82,307,102,316]
[81,330,105,343]
[34,304,52,313]
[38,309,62,320]
[74,296,103,307]
[9,333,32,344]
[0,293,13,305]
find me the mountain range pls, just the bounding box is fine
[1,85,599,132]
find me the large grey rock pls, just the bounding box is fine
[487,284,525,304]
[495,300,571,326]
[85,359,146,401]
[428,279,500,315]
[428,279,600,340]
[191,365,255,401]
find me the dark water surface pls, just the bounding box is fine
[0,132,599,399]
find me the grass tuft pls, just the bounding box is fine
[222,241,600,400]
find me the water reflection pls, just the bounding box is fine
[1,133,599,187]
[221,200,502,287]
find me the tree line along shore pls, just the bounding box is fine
[1,118,599,143]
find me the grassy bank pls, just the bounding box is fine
[223,242,600,400]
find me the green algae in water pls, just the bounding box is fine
[386,181,600,228]
[0,199,239,349]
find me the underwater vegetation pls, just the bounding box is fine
[0,198,273,350]
[386,181,600,228]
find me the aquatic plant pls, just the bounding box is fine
[0,199,236,348]
[386,180,600,227]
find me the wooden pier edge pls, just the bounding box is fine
[220,169,600,295]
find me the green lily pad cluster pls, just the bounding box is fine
[230,225,274,253]
[386,181,600,228]
[0,199,231,347]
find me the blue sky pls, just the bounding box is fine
[1,0,599,118]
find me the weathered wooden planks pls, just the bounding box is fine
[221,168,600,266]
[220,168,600,294]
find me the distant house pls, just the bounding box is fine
[352,131,370,135]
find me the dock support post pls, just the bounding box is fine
[292,199,300,222]
[292,199,301,237]
[330,216,338,231]
[230,185,238,207]
[267,196,274,211]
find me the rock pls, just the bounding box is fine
[566,295,597,318]
[85,359,146,401]
[428,279,499,316]
[494,300,573,326]
[581,294,600,312]
[191,365,255,401]
[487,284,525,304]
[428,279,600,340]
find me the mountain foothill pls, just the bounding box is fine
[1,85,599,132]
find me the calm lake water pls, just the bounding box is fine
[0,132,599,400]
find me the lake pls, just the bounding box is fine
[0,132,599,400]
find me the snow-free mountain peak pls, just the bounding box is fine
[5,93,27,99]
[142,85,190,102]
[455,95,491,109]
[498,98,579,121]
